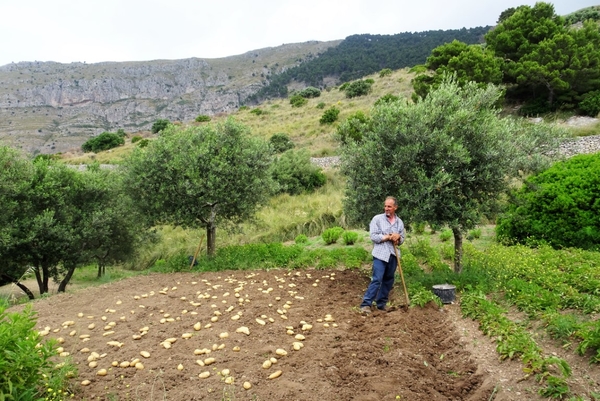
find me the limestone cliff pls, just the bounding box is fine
[0,40,339,154]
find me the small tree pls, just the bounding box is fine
[151,119,171,134]
[270,149,326,195]
[344,80,372,98]
[320,107,340,124]
[124,119,274,256]
[341,77,565,273]
[82,132,125,152]
[269,133,295,153]
[195,114,212,122]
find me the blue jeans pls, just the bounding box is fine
[361,256,397,309]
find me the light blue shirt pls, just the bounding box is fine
[370,213,405,262]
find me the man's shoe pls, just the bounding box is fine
[377,305,389,312]
[360,306,371,314]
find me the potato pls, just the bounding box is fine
[262,360,272,369]
[88,323,95,330]
[302,324,313,331]
[89,361,98,368]
[193,322,202,331]
[199,371,210,379]
[177,364,184,371]
[211,316,219,322]
[120,361,130,368]
[96,369,107,376]
[224,376,234,384]
[295,334,306,341]
[59,351,70,357]
[230,314,240,321]
[243,381,252,390]
[204,357,216,365]
[140,351,150,358]
[182,333,193,339]
[232,346,241,352]
[270,357,278,364]
[255,318,266,325]
[268,370,282,379]
[81,379,91,386]
[165,338,177,343]
[80,348,90,353]
[135,362,144,370]
[219,332,229,339]
[275,349,288,356]
[235,326,250,335]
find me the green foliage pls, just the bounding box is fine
[565,7,600,25]
[379,68,393,77]
[336,111,369,144]
[344,80,373,98]
[195,114,212,122]
[374,93,400,106]
[289,94,308,107]
[249,28,491,102]
[270,149,326,195]
[124,119,274,256]
[319,106,340,124]
[342,231,359,245]
[81,131,125,152]
[538,375,570,399]
[468,228,481,239]
[439,228,452,242]
[137,138,150,148]
[294,234,308,244]
[269,133,295,153]
[131,135,143,143]
[321,226,345,245]
[341,77,565,272]
[496,153,600,250]
[298,86,321,98]
[151,119,171,134]
[250,108,265,115]
[0,305,75,400]
[579,90,600,117]
[316,102,326,109]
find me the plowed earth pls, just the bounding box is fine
[7,268,599,401]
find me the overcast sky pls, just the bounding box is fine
[0,0,597,67]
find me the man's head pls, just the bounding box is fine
[384,196,398,216]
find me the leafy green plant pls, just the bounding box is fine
[138,138,150,148]
[195,114,212,122]
[0,305,76,399]
[82,132,125,152]
[294,234,308,244]
[270,149,326,195]
[468,228,481,239]
[344,80,373,98]
[151,119,171,134]
[298,86,321,98]
[379,68,393,77]
[316,102,326,109]
[439,228,452,242]
[269,133,295,153]
[375,93,400,106]
[538,375,570,399]
[131,135,143,143]
[336,111,369,144]
[319,107,340,124]
[250,108,265,115]
[342,231,359,245]
[290,94,308,107]
[322,226,344,245]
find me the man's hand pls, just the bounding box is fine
[389,233,401,244]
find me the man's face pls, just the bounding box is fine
[384,199,397,216]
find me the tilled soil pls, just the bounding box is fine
[7,267,596,401]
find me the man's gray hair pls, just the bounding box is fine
[385,196,398,206]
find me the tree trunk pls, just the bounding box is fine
[58,265,77,293]
[206,203,218,257]
[452,227,463,274]
[1,274,35,300]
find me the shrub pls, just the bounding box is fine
[81,131,125,152]
[316,102,326,109]
[295,234,308,244]
[250,108,265,115]
[137,138,150,148]
[298,86,321,98]
[270,149,326,195]
[131,135,143,143]
[289,94,308,107]
[151,119,171,134]
[468,228,482,239]
[344,80,373,98]
[269,133,295,153]
[322,226,344,245]
[238,105,248,111]
[439,228,452,242]
[375,93,400,106]
[342,231,359,245]
[579,90,600,117]
[319,106,340,124]
[0,305,76,399]
[339,82,349,91]
[195,114,211,122]
[496,153,600,250]
[336,111,369,144]
[379,68,393,77]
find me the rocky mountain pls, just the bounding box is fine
[0,41,339,155]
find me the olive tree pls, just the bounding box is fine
[340,77,565,273]
[123,119,274,256]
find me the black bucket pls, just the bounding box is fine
[432,284,456,304]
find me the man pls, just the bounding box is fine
[360,196,406,314]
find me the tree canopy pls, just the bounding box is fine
[123,119,274,256]
[340,77,565,272]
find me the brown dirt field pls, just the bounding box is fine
[6,267,600,401]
